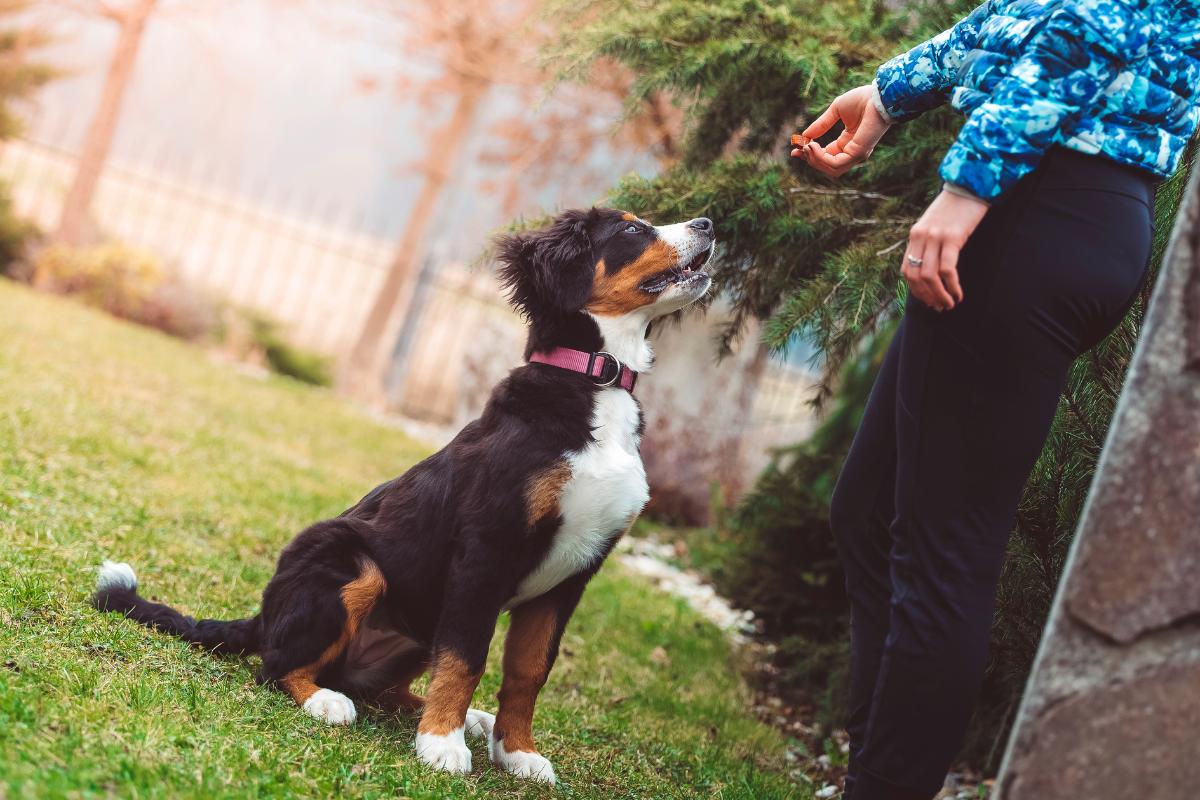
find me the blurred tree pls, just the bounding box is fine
[344,0,684,401]
[552,0,1195,773]
[46,0,299,247]
[52,0,158,247]
[479,63,682,215]
[343,0,541,401]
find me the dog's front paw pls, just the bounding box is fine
[302,689,357,725]
[489,731,556,785]
[416,728,472,774]
[464,707,495,740]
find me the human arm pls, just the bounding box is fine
[939,0,1156,200]
[797,2,997,176]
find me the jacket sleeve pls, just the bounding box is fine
[874,2,999,123]
[939,0,1156,201]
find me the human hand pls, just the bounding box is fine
[791,84,891,178]
[902,189,989,311]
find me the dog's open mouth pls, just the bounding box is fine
[639,247,714,294]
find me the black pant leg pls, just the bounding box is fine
[829,323,904,797]
[849,149,1154,799]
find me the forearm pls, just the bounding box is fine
[874,1,996,123]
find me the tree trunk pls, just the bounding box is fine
[54,0,158,248]
[341,73,488,404]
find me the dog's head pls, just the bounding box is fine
[495,208,714,324]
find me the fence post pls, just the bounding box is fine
[994,163,1200,797]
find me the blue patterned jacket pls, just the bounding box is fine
[873,0,1199,201]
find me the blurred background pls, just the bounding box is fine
[1,0,1191,792]
[1,0,817,529]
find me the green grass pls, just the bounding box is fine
[0,280,805,800]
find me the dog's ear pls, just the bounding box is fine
[495,209,597,318]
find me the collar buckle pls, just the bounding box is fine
[588,351,622,387]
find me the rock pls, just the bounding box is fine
[1002,661,1200,797]
[996,145,1200,799]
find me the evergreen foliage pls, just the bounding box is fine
[551,0,973,389]
[553,0,1196,773]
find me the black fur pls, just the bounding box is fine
[94,585,261,655]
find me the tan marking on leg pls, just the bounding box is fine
[494,600,558,754]
[586,239,677,316]
[278,559,387,708]
[418,649,482,736]
[525,460,573,528]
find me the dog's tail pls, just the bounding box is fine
[91,560,261,655]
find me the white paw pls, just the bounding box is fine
[416,727,471,774]
[464,707,495,740]
[489,730,556,785]
[97,560,137,591]
[302,689,357,725]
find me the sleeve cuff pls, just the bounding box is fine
[942,182,989,206]
[870,82,896,126]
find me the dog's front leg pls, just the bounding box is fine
[490,570,591,786]
[415,562,506,776]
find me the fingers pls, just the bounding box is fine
[804,142,859,177]
[903,232,932,308]
[802,103,842,141]
[918,239,955,310]
[940,242,964,304]
[825,128,854,157]
[900,189,986,310]
[904,229,962,311]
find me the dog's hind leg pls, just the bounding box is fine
[257,523,386,726]
[373,655,429,714]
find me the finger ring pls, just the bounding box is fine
[906,254,923,266]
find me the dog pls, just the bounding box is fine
[92,207,715,785]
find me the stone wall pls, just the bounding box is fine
[995,166,1200,796]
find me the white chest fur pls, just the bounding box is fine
[509,389,648,607]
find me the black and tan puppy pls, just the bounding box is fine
[92,208,715,784]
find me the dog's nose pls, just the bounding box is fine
[687,217,714,237]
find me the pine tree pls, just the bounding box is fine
[550,0,1195,772]
[550,0,973,385]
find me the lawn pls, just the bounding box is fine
[0,280,804,800]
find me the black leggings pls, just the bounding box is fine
[831,147,1155,800]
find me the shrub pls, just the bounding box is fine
[31,242,217,341]
[0,184,37,275]
[688,329,889,731]
[249,316,333,387]
[36,242,164,315]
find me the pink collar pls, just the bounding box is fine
[528,347,638,392]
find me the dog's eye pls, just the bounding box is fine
[624,224,641,234]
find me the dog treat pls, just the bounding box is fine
[791,133,811,148]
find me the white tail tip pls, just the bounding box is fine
[97,560,138,592]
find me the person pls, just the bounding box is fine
[792,1,1199,798]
